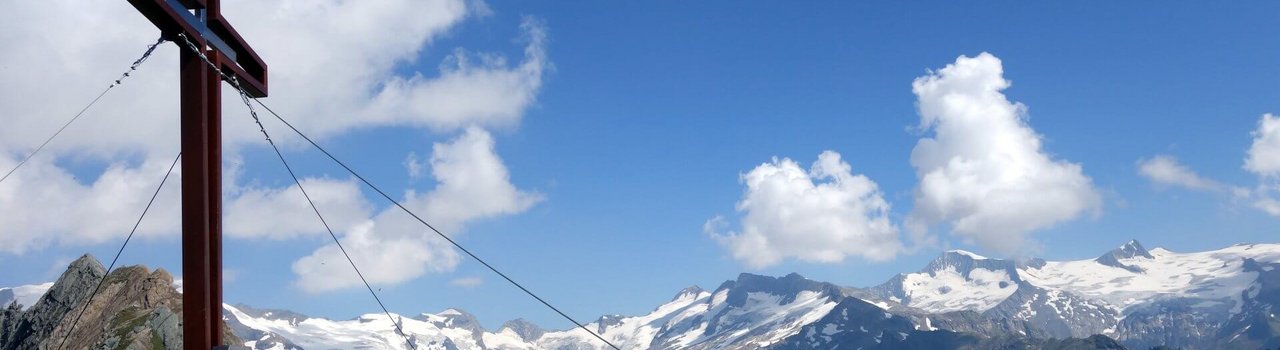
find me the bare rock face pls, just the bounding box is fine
[0,254,237,350]
[76,265,184,350]
[0,254,105,350]
[499,319,545,342]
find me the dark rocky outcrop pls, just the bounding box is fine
[0,254,237,350]
[1,254,106,350]
[1209,258,1280,349]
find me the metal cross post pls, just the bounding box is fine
[124,1,268,349]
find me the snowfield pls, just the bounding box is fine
[900,265,1017,313]
[225,304,533,350]
[8,241,1280,349]
[1020,243,1280,313]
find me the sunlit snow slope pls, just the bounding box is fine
[10,240,1280,349]
[1020,242,1280,313]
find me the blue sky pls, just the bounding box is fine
[2,1,1280,330]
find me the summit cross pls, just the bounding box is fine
[124,0,269,349]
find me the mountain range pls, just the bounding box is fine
[3,240,1278,349]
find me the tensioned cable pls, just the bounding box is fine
[55,152,181,350]
[175,32,621,350]
[249,66,625,350]
[0,37,166,186]
[238,86,421,350]
[173,34,420,350]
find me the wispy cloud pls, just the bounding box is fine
[450,277,484,288]
[1138,113,1280,218]
[1137,155,1229,192]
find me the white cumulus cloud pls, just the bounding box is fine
[293,220,461,293]
[217,1,550,140]
[1138,155,1227,192]
[1246,113,1280,217]
[362,18,549,132]
[906,52,1101,254]
[292,128,541,293]
[417,127,544,233]
[0,0,527,156]
[1245,113,1280,178]
[0,1,549,254]
[224,178,374,240]
[0,155,181,254]
[709,151,901,268]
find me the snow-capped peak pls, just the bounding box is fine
[715,273,843,307]
[1094,239,1154,273]
[866,250,1022,313]
[671,285,705,301]
[417,308,483,333]
[499,318,545,342]
[923,250,1021,282]
[1113,239,1154,259]
[946,249,988,260]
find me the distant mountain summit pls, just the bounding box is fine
[210,271,1125,349]
[499,318,544,342]
[1094,239,1153,273]
[8,240,1280,349]
[867,249,1023,314]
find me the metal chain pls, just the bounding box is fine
[113,37,167,87]
[0,36,167,186]
[175,33,272,143]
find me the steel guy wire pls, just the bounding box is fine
[56,151,181,350]
[176,32,622,350]
[176,33,420,350]
[0,36,167,185]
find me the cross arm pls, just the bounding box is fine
[126,0,268,97]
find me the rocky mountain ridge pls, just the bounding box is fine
[7,240,1280,349]
[0,255,235,350]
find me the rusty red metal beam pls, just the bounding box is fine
[204,51,225,348]
[208,15,268,95]
[125,0,267,349]
[125,0,207,44]
[179,45,214,350]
